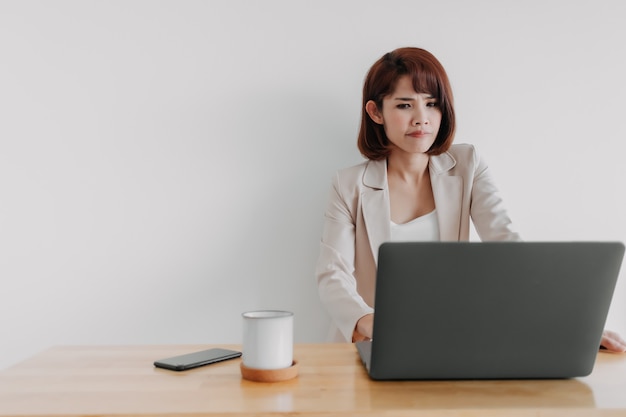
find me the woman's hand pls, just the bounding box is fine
[600,330,626,352]
[352,313,374,342]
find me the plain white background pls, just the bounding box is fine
[1,0,625,370]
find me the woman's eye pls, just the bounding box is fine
[426,101,438,107]
[396,103,411,109]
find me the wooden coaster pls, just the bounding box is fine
[240,360,299,382]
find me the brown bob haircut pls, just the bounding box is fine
[357,47,456,160]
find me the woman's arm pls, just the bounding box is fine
[467,146,521,242]
[316,173,374,341]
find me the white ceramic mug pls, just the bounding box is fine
[242,310,293,370]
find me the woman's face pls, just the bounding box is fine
[367,75,442,156]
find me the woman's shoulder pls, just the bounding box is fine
[335,159,384,179]
[445,143,482,167]
[431,143,483,175]
[336,159,369,176]
[332,159,386,192]
[447,143,478,159]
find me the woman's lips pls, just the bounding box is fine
[407,131,431,138]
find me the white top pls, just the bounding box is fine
[390,209,440,242]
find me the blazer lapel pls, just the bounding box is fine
[430,152,463,241]
[361,160,391,263]
[360,153,463,259]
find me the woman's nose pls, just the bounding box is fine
[412,108,429,126]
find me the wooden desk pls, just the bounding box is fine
[1,344,625,416]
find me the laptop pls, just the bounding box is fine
[356,241,624,380]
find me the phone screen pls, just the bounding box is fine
[154,348,242,371]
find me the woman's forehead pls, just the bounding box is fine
[389,75,436,96]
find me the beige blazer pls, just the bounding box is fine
[316,144,521,341]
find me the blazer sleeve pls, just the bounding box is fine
[315,172,374,342]
[469,146,522,242]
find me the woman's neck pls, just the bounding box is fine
[387,152,430,183]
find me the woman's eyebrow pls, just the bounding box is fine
[393,94,435,101]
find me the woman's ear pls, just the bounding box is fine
[365,100,384,125]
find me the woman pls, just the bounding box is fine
[315,47,626,352]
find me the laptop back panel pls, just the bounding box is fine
[368,242,624,380]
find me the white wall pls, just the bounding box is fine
[1,0,625,370]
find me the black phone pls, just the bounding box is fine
[154,348,242,371]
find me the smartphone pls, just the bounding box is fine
[154,348,242,371]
